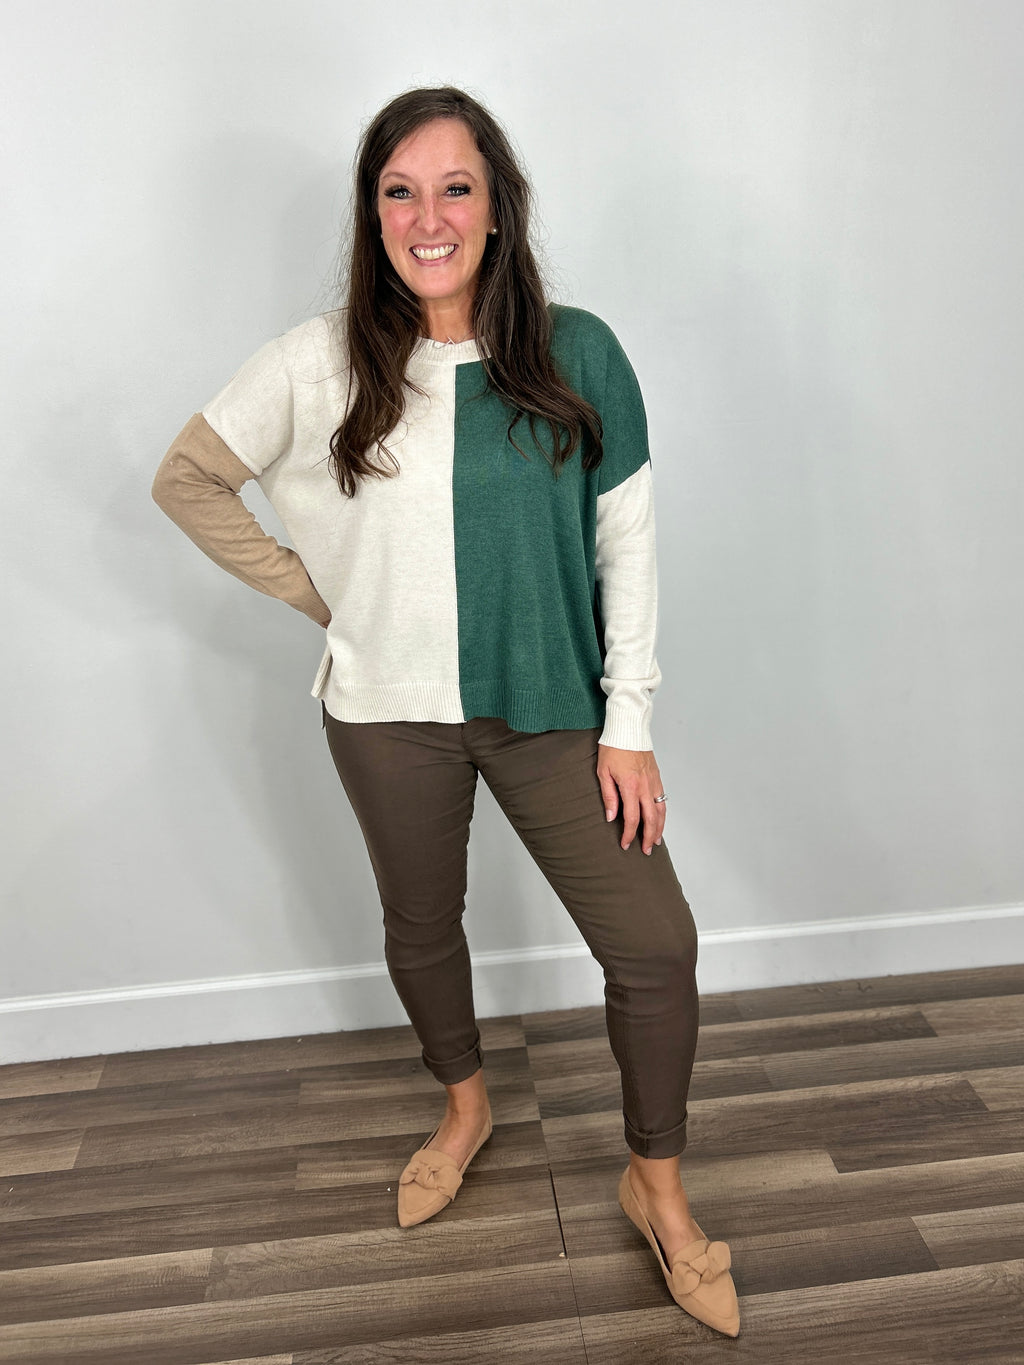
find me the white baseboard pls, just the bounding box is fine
[2,903,1022,1064]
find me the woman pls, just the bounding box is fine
[153,86,739,1338]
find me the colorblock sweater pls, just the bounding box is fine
[153,304,661,750]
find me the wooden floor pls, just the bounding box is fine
[1,965,1023,1364]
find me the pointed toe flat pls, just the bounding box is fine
[618,1167,740,1337]
[397,1108,493,1228]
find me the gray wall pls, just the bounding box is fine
[3,0,1022,1061]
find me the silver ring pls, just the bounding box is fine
[654,793,668,804]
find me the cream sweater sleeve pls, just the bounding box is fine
[152,413,331,625]
[595,462,662,751]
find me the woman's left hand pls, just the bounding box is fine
[597,745,667,855]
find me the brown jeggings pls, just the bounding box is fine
[324,714,699,1159]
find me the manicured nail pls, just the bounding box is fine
[606,810,615,822]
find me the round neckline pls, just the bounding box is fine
[412,335,484,365]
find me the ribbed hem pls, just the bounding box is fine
[318,678,466,724]
[422,1037,484,1086]
[459,681,604,735]
[316,674,610,737]
[623,1111,688,1159]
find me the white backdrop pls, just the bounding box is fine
[3,0,1023,1062]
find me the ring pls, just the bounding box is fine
[654,793,668,804]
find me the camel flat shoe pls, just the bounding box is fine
[397,1106,493,1228]
[618,1167,740,1337]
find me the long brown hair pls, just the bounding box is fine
[330,87,603,496]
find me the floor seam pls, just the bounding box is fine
[547,1164,593,1365]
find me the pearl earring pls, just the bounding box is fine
[488,226,498,235]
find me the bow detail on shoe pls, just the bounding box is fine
[399,1152,463,1201]
[670,1239,732,1297]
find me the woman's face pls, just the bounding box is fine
[377,118,495,338]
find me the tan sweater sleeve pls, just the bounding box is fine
[152,413,331,625]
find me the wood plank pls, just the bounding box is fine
[534,1058,776,1119]
[828,1109,1024,1172]
[97,1034,414,1089]
[572,1218,926,1324]
[528,1009,942,1079]
[0,1248,211,1326]
[195,1358,293,1365]
[578,1260,1024,1363]
[563,1211,937,1308]
[521,994,742,1046]
[552,1151,841,1238]
[96,1017,525,1089]
[294,1119,547,1189]
[764,1028,1024,1090]
[541,1075,988,1164]
[205,1209,563,1299]
[0,1075,302,1139]
[969,1065,1024,1111]
[5,1123,542,1224]
[569,1244,704,1320]
[72,1078,540,1169]
[0,1163,556,1272]
[0,1058,104,1101]
[527,1036,615,1079]
[921,994,1024,1034]
[721,963,1024,1021]
[706,1152,1024,1238]
[914,1203,1024,1268]
[693,1006,938,1061]
[0,1210,564,1323]
[689,1058,777,1103]
[712,1217,940,1295]
[297,1045,536,1106]
[0,1260,581,1365]
[521,1006,607,1046]
[194,1358,292,1365]
[550,1151,1024,1241]
[0,1150,298,1226]
[695,995,747,1027]
[0,1129,84,1178]
[295,1317,589,1363]
[0,1044,531,1140]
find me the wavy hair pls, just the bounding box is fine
[330,87,603,496]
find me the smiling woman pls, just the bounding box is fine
[332,86,604,500]
[151,85,740,1339]
[377,119,496,339]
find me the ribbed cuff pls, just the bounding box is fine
[599,702,654,751]
[288,574,331,625]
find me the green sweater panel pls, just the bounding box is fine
[452,305,651,733]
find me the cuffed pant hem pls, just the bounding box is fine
[624,1112,688,1159]
[422,1038,484,1086]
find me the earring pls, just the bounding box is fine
[488,226,498,235]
